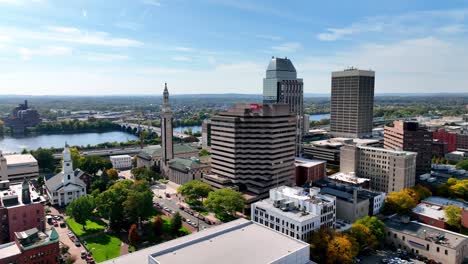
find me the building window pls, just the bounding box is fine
[445,250,448,255]
[437,247,439,252]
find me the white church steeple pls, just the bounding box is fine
[62,144,75,184]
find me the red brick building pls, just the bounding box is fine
[384,121,432,176]
[0,180,46,243]
[0,227,60,264]
[433,129,458,152]
[294,158,326,186]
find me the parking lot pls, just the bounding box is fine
[47,207,94,264]
[360,249,424,264]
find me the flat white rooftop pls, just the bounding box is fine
[328,172,370,185]
[102,219,311,264]
[295,157,326,168]
[4,154,37,165]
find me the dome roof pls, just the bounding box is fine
[266,57,296,73]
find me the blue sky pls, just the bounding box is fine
[0,0,468,95]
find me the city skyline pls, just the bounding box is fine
[1,0,468,95]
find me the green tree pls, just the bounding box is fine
[309,227,335,263]
[385,189,418,214]
[106,168,119,181]
[445,205,462,230]
[153,216,163,236]
[95,180,132,228]
[412,184,432,201]
[456,160,468,170]
[204,188,245,218]
[128,224,140,246]
[31,148,55,172]
[81,155,112,175]
[348,223,378,254]
[199,149,210,156]
[177,180,212,203]
[123,181,154,224]
[355,216,386,241]
[37,175,45,188]
[326,235,358,264]
[171,212,183,235]
[66,195,95,230]
[131,167,159,182]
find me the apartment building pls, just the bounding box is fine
[330,69,375,138]
[384,121,432,176]
[340,144,417,193]
[251,186,336,242]
[294,157,326,186]
[206,103,296,201]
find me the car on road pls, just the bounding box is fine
[81,250,87,258]
[53,215,61,221]
[60,222,66,228]
[165,193,171,198]
[75,240,81,247]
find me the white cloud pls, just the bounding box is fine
[256,34,282,41]
[84,53,129,61]
[436,24,466,34]
[172,46,194,52]
[272,42,302,53]
[47,26,81,34]
[317,21,383,41]
[316,8,468,41]
[18,46,72,60]
[299,37,468,93]
[1,26,143,47]
[172,56,192,62]
[142,0,160,6]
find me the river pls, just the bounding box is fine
[0,125,203,154]
[308,113,330,121]
[0,131,139,154]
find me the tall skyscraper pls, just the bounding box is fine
[330,68,375,138]
[204,103,296,202]
[384,121,432,176]
[263,57,304,156]
[161,83,174,176]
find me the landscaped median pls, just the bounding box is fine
[65,217,122,263]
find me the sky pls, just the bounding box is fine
[0,0,468,95]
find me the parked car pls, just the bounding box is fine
[75,240,81,247]
[60,222,66,228]
[81,250,87,258]
[53,221,59,227]
[53,215,61,221]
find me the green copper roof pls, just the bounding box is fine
[141,144,198,157]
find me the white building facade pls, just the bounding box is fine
[252,186,336,242]
[44,147,87,206]
[110,155,132,170]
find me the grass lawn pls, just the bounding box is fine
[66,217,107,237]
[85,234,121,263]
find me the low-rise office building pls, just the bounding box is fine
[0,227,60,264]
[110,154,132,170]
[0,152,39,182]
[294,158,326,186]
[101,218,312,264]
[385,216,468,264]
[303,137,381,164]
[251,186,336,242]
[416,196,468,229]
[314,179,385,223]
[0,180,46,243]
[167,157,211,185]
[136,144,199,169]
[340,144,417,193]
[327,172,370,188]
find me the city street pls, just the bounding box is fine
[151,183,211,231]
